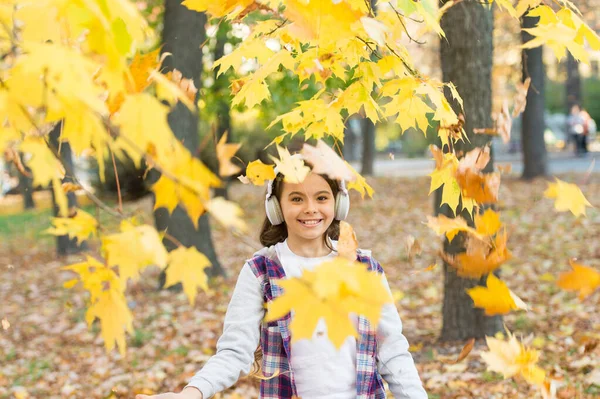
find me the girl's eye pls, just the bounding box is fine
[318,196,329,201]
[291,197,302,202]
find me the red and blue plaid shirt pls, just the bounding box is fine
[247,250,387,399]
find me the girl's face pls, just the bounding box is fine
[279,172,335,243]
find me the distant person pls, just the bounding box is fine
[567,104,586,155]
[580,109,594,153]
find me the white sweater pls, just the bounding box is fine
[185,241,427,399]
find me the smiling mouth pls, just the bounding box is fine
[298,219,323,226]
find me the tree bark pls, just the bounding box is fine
[155,0,224,283]
[17,153,35,209]
[438,0,501,342]
[360,117,376,176]
[342,118,359,162]
[521,14,548,179]
[49,122,85,255]
[566,52,581,111]
[213,22,233,200]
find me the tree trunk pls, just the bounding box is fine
[213,21,233,200]
[342,118,359,162]
[155,0,224,283]
[438,0,501,342]
[521,14,548,179]
[566,52,581,111]
[49,122,85,255]
[17,153,35,209]
[360,118,376,176]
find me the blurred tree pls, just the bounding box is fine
[360,0,377,176]
[155,0,224,282]
[16,152,35,209]
[521,13,548,179]
[437,0,501,341]
[566,52,581,111]
[49,122,85,255]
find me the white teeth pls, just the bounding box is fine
[300,220,321,225]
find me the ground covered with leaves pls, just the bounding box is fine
[1,173,599,399]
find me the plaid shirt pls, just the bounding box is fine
[248,249,387,399]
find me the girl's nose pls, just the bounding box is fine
[304,198,317,213]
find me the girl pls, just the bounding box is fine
[137,161,427,399]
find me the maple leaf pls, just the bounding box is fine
[481,330,546,386]
[20,137,65,187]
[62,256,124,303]
[216,132,242,177]
[475,209,502,237]
[85,284,134,356]
[345,162,375,199]
[206,197,248,233]
[426,214,481,242]
[300,140,355,182]
[544,178,593,217]
[512,77,531,117]
[165,246,211,306]
[270,146,310,184]
[557,259,600,300]
[450,229,512,278]
[150,70,195,110]
[102,224,168,283]
[45,209,98,243]
[245,160,275,185]
[467,274,528,316]
[338,221,359,261]
[126,47,163,95]
[266,257,392,348]
[404,235,422,261]
[182,0,254,18]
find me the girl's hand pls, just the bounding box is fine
[136,387,203,399]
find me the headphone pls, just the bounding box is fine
[264,156,350,226]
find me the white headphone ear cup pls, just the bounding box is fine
[266,197,284,225]
[335,191,350,220]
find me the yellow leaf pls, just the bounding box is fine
[245,160,276,185]
[544,178,593,217]
[451,230,512,278]
[270,146,310,184]
[231,77,271,109]
[20,137,65,187]
[475,209,502,237]
[165,246,211,306]
[216,132,242,177]
[102,224,168,283]
[338,221,358,261]
[266,257,392,348]
[426,214,481,242]
[345,162,374,199]
[557,259,600,300]
[467,274,528,316]
[182,0,254,18]
[206,197,247,233]
[127,48,163,93]
[52,177,69,217]
[85,284,134,356]
[150,70,195,110]
[494,0,519,19]
[481,330,546,386]
[45,209,98,243]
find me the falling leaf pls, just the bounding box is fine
[410,264,437,276]
[164,69,198,103]
[497,163,512,174]
[338,221,358,261]
[165,246,211,306]
[557,258,600,300]
[266,257,392,348]
[300,140,355,182]
[426,214,480,242]
[245,160,275,185]
[404,235,422,261]
[452,338,475,364]
[61,182,82,192]
[216,132,242,177]
[481,330,546,386]
[206,197,247,233]
[450,229,512,278]
[467,274,528,315]
[1,318,10,330]
[512,77,531,117]
[270,146,310,184]
[345,161,375,199]
[544,178,593,217]
[475,208,502,237]
[237,175,251,184]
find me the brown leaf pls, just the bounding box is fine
[512,77,531,117]
[454,338,475,363]
[165,69,198,102]
[338,221,358,261]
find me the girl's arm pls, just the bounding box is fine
[184,263,264,399]
[374,264,428,399]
